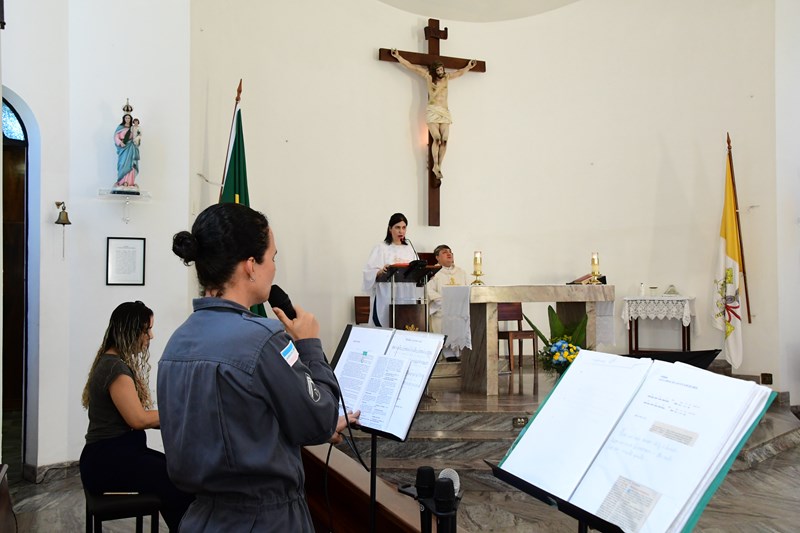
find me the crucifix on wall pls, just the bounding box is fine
[379,18,486,226]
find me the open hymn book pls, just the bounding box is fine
[331,325,444,441]
[497,350,774,533]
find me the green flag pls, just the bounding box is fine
[220,103,250,205]
[220,102,266,316]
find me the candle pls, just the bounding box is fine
[473,251,482,274]
[591,252,600,276]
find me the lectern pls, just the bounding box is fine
[376,260,440,331]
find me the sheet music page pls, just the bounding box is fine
[382,330,444,440]
[331,326,443,439]
[333,350,410,432]
[338,326,395,356]
[500,350,653,500]
[570,360,767,533]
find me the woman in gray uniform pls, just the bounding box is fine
[158,203,356,531]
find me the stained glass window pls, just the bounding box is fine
[3,100,25,141]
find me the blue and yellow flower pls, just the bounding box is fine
[525,305,589,379]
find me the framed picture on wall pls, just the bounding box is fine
[106,237,146,286]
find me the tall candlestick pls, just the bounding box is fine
[591,252,600,276]
[470,250,485,285]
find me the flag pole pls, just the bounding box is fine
[219,79,243,201]
[726,132,752,323]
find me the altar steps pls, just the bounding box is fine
[341,407,527,492]
[340,380,538,492]
[707,358,800,469]
[429,355,537,388]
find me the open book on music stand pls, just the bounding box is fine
[376,260,440,331]
[375,259,440,286]
[489,350,775,533]
[331,324,445,532]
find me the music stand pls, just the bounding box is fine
[330,325,444,533]
[376,261,440,331]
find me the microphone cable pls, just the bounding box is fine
[331,371,369,471]
[323,371,370,532]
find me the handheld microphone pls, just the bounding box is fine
[434,477,455,513]
[434,477,456,533]
[267,284,297,320]
[435,469,460,533]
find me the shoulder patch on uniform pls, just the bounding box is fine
[305,373,321,402]
[280,341,299,367]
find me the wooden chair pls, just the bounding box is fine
[418,252,437,266]
[497,303,539,394]
[354,296,371,325]
[84,489,160,533]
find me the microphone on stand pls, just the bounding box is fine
[434,477,456,533]
[404,238,420,260]
[436,468,461,533]
[267,284,297,320]
[415,466,435,533]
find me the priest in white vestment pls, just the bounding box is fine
[428,244,468,360]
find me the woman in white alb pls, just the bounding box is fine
[362,213,419,327]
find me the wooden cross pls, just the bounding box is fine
[379,18,486,226]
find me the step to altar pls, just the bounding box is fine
[430,359,461,389]
[733,399,800,470]
[706,358,800,469]
[430,355,540,390]
[338,373,543,492]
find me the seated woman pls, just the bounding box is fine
[79,301,193,531]
[362,212,419,327]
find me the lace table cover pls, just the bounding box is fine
[622,296,695,328]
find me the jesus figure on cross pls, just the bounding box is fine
[391,49,477,182]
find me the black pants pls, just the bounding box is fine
[80,430,193,531]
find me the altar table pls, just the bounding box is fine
[461,285,615,395]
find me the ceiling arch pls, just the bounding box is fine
[374,0,580,22]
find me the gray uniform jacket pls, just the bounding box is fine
[157,297,340,532]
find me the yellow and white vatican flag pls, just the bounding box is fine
[711,154,743,368]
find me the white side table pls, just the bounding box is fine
[622,296,695,353]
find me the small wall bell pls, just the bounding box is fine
[55,202,72,225]
[54,201,72,259]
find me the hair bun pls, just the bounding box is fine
[172,231,198,264]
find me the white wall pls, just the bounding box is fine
[1,0,796,469]
[2,0,191,467]
[3,0,71,468]
[775,0,800,401]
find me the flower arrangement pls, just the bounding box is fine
[524,305,588,378]
[546,340,580,370]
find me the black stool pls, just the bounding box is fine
[84,489,160,533]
